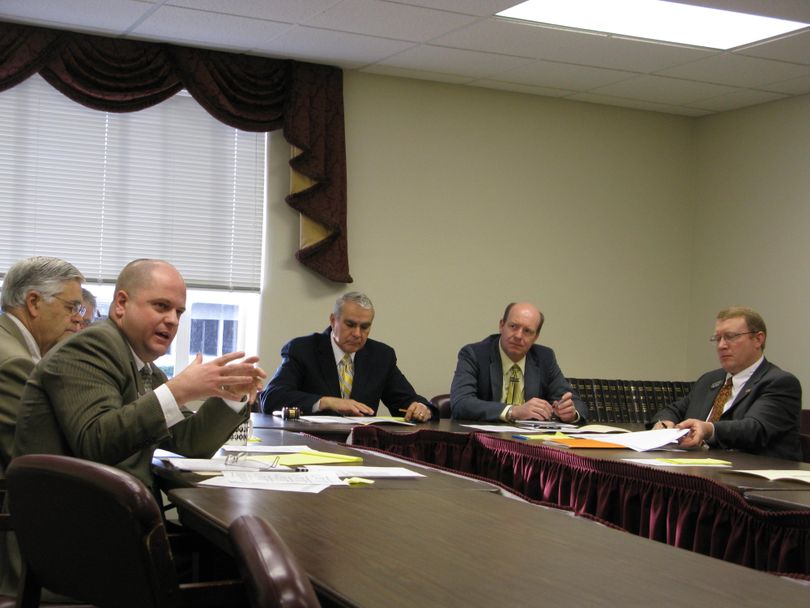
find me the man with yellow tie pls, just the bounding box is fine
[652,307,801,460]
[450,302,586,423]
[260,292,435,422]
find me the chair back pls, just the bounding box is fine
[229,515,320,608]
[430,394,451,419]
[6,454,178,608]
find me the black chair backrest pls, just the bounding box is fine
[6,454,178,608]
[430,394,451,419]
[229,515,320,608]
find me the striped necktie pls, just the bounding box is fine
[505,364,523,405]
[708,377,732,422]
[338,354,353,399]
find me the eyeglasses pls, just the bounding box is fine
[709,331,756,344]
[51,295,86,317]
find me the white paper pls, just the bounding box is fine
[300,415,414,426]
[461,424,531,433]
[303,465,424,478]
[573,428,688,452]
[164,458,292,472]
[219,444,309,453]
[199,470,346,493]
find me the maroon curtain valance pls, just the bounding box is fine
[350,426,810,576]
[0,20,351,282]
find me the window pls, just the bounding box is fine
[0,75,266,372]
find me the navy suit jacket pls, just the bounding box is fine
[260,328,434,417]
[450,334,587,422]
[652,359,802,461]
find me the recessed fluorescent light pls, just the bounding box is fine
[497,0,809,49]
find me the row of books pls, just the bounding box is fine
[566,378,695,424]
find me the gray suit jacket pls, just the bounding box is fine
[13,319,248,488]
[652,359,802,461]
[0,314,35,474]
[450,334,587,422]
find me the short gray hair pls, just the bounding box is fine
[81,288,98,312]
[333,292,374,317]
[1,256,84,311]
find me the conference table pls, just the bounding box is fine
[161,418,810,606]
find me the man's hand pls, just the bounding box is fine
[551,392,578,423]
[320,397,375,416]
[676,418,714,448]
[166,352,267,405]
[400,401,432,422]
[510,398,554,421]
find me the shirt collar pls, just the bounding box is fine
[5,313,42,362]
[331,331,354,365]
[499,342,525,376]
[727,355,764,391]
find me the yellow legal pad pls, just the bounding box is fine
[251,450,363,467]
[656,458,732,466]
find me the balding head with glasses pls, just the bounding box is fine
[652,306,801,460]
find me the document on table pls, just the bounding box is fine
[726,470,810,484]
[220,444,310,453]
[300,415,415,426]
[162,458,294,472]
[572,428,688,452]
[623,458,732,467]
[462,424,533,433]
[199,470,346,493]
[303,465,425,478]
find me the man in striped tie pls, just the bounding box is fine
[261,292,435,422]
[652,307,801,460]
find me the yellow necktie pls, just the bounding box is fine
[505,364,523,405]
[708,377,732,422]
[338,354,353,399]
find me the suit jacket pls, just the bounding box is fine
[450,334,587,422]
[652,359,802,461]
[13,319,248,488]
[260,328,435,417]
[0,314,35,473]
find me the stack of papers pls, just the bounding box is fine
[513,428,688,452]
[300,415,414,426]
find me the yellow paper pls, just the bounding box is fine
[251,450,363,466]
[346,477,375,486]
[656,458,732,466]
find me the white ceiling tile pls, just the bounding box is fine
[303,0,478,43]
[471,79,576,97]
[0,0,153,35]
[256,26,415,68]
[379,45,535,79]
[762,74,810,95]
[133,6,293,51]
[686,88,788,112]
[657,53,810,87]
[391,0,518,17]
[735,29,810,65]
[165,0,342,22]
[434,19,714,72]
[491,60,637,91]
[568,92,711,116]
[592,74,738,105]
[359,65,473,85]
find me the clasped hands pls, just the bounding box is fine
[167,351,267,405]
[511,392,578,423]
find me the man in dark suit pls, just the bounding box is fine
[652,307,801,460]
[0,256,84,473]
[260,292,435,421]
[13,259,266,487]
[450,302,586,422]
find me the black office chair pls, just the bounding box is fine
[6,454,246,608]
[430,394,452,419]
[229,515,320,608]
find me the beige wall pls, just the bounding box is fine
[689,94,810,393]
[260,72,698,399]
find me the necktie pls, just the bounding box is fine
[338,354,353,399]
[708,377,732,422]
[505,364,523,405]
[140,366,153,394]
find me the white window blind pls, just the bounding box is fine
[0,75,265,291]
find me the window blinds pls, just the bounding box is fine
[0,75,265,291]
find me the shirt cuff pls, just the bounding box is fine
[222,397,247,413]
[155,384,185,428]
[499,404,512,422]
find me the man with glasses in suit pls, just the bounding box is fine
[652,306,801,460]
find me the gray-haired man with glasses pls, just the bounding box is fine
[0,256,85,472]
[652,306,801,460]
